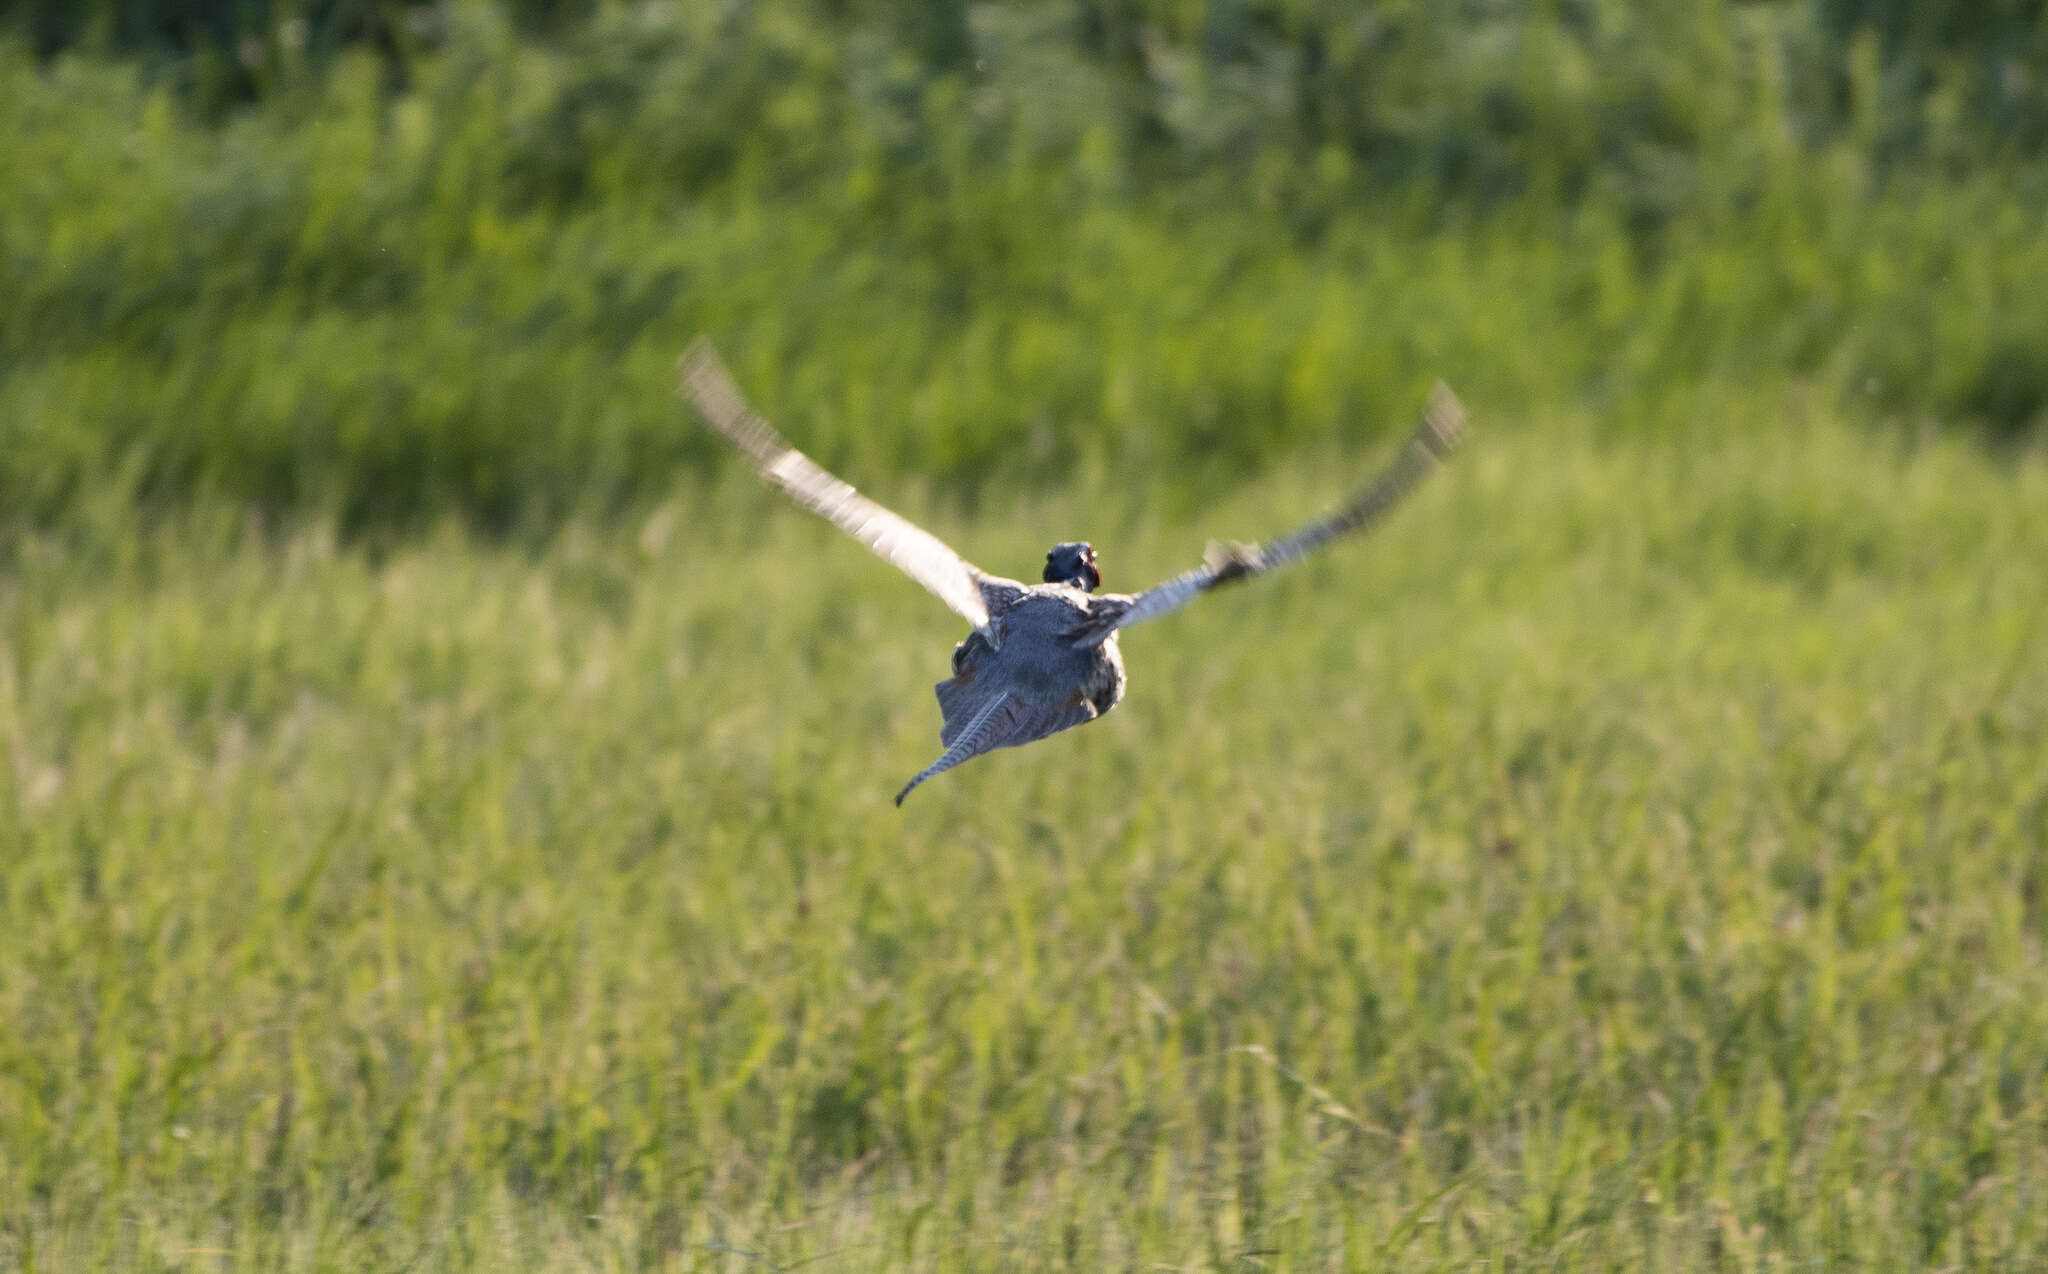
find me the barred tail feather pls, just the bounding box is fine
[896,692,1021,806]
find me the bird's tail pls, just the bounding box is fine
[895,692,1019,806]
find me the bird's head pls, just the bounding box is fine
[1044,541,1100,592]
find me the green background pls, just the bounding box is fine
[3,2,2047,1269]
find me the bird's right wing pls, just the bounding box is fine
[1106,382,1466,632]
[679,339,1005,629]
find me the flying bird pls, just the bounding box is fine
[678,339,1466,805]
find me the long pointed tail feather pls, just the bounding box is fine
[895,692,1020,805]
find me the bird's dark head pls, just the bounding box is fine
[1044,541,1100,592]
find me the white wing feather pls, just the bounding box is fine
[679,339,1003,629]
[1113,381,1466,630]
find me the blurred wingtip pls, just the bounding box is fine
[676,337,792,467]
[1417,380,1467,458]
[677,335,726,397]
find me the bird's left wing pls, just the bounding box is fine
[1099,381,1466,633]
[679,339,1005,629]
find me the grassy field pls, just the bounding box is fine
[5,404,2047,1270]
[7,1,2048,1267]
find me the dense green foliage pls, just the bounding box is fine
[15,1,2048,168]
[5,421,2047,1269]
[4,1,2047,534]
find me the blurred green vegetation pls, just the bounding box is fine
[4,420,2047,1269]
[3,1,2046,535]
[8,7,2048,1269]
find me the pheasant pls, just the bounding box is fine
[678,339,1465,805]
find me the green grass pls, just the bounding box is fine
[8,4,2048,1266]
[5,404,2046,1270]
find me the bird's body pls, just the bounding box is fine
[949,584,1126,719]
[677,339,1465,804]
[918,582,1128,798]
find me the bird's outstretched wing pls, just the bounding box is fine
[1096,382,1467,634]
[678,338,1008,629]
